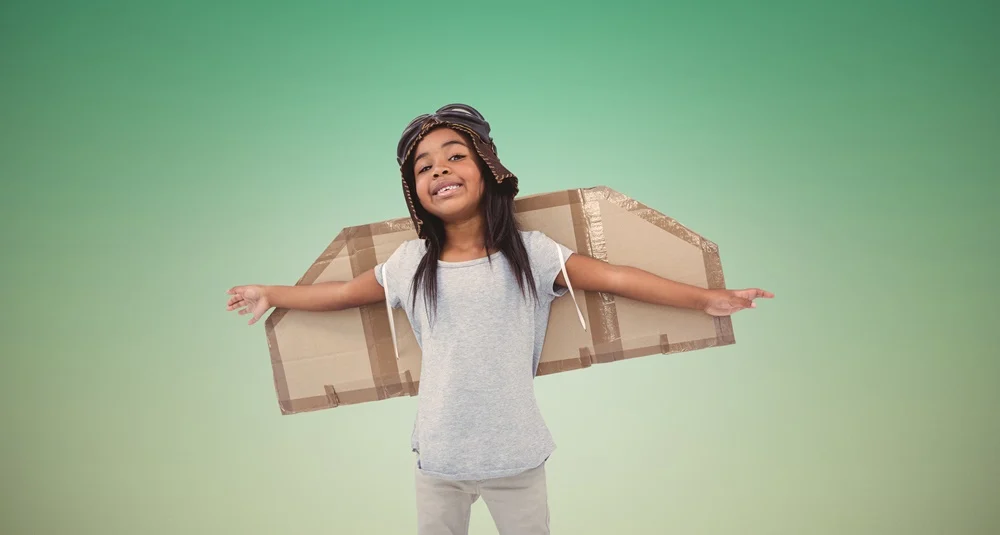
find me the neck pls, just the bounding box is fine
[444,214,484,251]
[440,214,492,260]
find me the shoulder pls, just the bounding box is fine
[392,239,427,260]
[386,238,426,268]
[377,238,425,283]
[519,230,571,257]
[518,230,574,271]
[378,240,427,273]
[519,230,555,250]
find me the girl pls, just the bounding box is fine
[226,104,772,535]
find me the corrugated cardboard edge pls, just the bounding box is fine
[266,186,734,413]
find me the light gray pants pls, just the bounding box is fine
[414,462,550,535]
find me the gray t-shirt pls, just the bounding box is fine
[374,230,574,481]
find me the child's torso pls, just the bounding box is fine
[383,233,564,480]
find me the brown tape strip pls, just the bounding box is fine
[599,185,735,348]
[347,224,375,274]
[701,240,726,290]
[622,332,733,359]
[600,186,705,249]
[368,217,416,237]
[273,186,734,414]
[536,348,593,376]
[300,231,351,285]
[537,331,734,378]
[570,188,625,364]
[272,216,419,415]
[700,235,735,344]
[347,224,405,400]
[402,370,418,396]
[266,320,293,414]
[280,374,420,414]
[324,385,341,407]
[268,229,351,329]
[281,394,333,414]
[714,316,736,345]
[515,190,572,213]
[702,239,735,344]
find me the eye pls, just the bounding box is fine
[415,153,465,174]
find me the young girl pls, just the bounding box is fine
[226,104,772,535]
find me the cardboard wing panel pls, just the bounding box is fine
[264,186,733,415]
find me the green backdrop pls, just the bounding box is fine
[2,1,997,534]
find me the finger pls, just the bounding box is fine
[227,298,245,310]
[227,295,243,307]
[749,288,774,299]
[732,296,754,309]
[228,286,243,295]
[238,308,249,315]
[738,288,773,300]
[250,303,268,325]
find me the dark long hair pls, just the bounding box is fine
[409,148,538,319]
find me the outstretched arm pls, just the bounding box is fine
[557,253,773,316]
[226,269,385,325]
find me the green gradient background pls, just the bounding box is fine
[2,1,998,534]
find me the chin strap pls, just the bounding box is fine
[556,244,587,331]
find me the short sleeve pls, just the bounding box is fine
[524,230,575,299]
[374,240,421,309]
[372,260,397,309]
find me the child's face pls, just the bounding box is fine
[412,127,485,223]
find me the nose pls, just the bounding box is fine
[432,166,450,178]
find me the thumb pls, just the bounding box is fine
[248,301,269,326]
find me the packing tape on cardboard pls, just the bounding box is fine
[598,186,734,345]
[274,370,419,414]
[603,188,705,248]
[534,329,731,375]
[324,371,418,408]
[348,224,407,401]
[516,188,626,365]
[570,188,626,364]
[264,320,292,411]
[268,186,734,413]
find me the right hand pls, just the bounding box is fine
[227,285,272,325]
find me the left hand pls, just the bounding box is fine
[702,288,774,316]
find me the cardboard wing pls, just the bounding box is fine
[264,186,734,415]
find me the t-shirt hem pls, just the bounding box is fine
[416,447,555,481]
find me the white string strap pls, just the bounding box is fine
[381,264,401,360]
[556,243,587,331]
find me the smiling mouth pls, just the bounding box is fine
[433,183,463,197]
